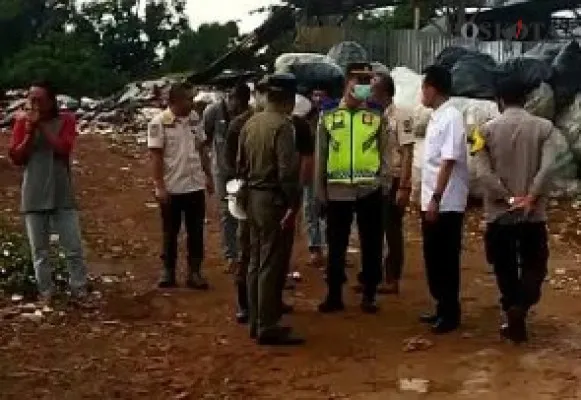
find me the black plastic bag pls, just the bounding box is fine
[286,62,345,98]
[327,41,368,71]
[497,57,553,94]
[551,41,581,112]
[525,42,563,64]
[434,46,473,71]
[451,53,498,99]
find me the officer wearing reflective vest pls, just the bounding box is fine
[314,62,387,314]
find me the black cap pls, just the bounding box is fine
[264,73,297,94]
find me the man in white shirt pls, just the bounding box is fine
[419,65,469,334]
[147,82,214,289]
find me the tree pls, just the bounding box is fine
[81,0,188,78]
[163,21,240,73]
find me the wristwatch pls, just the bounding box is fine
[507,197,515,206]
[432,192,442,204]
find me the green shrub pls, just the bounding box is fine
[0,223,68,299]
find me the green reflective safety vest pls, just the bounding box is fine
[323,107,382,184]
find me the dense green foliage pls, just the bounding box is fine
[0,0,246,97]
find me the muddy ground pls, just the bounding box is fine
[1,134,581,399]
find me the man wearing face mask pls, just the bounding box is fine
[203,83,251,274]
[314,62,386,314]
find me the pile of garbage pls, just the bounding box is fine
[274,41,389,98]
[0,76,226,137]
[397,40,581,198]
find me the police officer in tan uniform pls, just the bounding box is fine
[236,74,304,345]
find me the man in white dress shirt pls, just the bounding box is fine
[147,82,214,289]
[418,65,469,334]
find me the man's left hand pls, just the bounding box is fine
[395,188,411,209]
[426,199,439,223]
[205,176,215,195]
[509,195,535,215]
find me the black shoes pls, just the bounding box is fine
[253,326,305,346]
[186,273,209,290]
[419,313,439,324]
[318,298,345,313]
[236,309,249,324]
[501,306,528,344]
[430,318,460,334]
[360,297,379,314]
[158,269,177,288]
[419,311,460,334]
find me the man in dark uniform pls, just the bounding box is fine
[236,73,304,345]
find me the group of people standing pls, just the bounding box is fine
[8,61,557,347]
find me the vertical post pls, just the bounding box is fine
[414,7,421,30]
[412,0,420,31]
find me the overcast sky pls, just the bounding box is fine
[186,0,281,33]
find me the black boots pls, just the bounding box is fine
[318,286,345,313]
[186,261,209,290]
[158,268,177,288]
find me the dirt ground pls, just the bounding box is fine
[2,133,581,399]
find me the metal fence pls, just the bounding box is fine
[342,29,562,72]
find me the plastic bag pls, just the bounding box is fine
[274,53,335,71]
[371,61,389,74]
[392,66,422,109]
[391,66,433,137]
[433,46,473,71]
[551,41,581,112]
[451,53,498,99]
[524,82,555,120]
[327,41,368,71]
[497,57,553,93]
[556,92,581,144]
[525,42,563,64]
[274,53,345,98]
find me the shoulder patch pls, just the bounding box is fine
[468,126,486,155]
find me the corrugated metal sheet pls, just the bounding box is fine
[341,29,564,72]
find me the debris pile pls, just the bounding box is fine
[0,76,223,139]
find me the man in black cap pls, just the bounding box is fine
[236,73,304,345]
[314,62,387,314]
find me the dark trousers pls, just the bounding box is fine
[160,190,205,272]
[247,190,291,335]
[236,218,294,313]
[421,211,464,321]
[485,222,549,313]
[383,178,404,281]
[326,189,383,298]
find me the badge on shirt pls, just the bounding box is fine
[332,112,345,129]
[403,118,413,134]
[362,113,373,126]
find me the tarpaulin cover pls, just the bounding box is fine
[450,52,498,99]
[551,41,581,112]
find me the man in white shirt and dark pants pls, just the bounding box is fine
[147,82,214,289]
[419,65,469,334]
